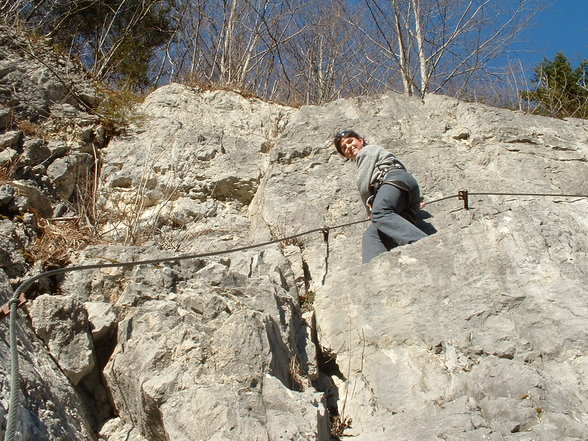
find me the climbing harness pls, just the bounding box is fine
[1,189,587,441]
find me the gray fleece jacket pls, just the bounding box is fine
[355,144,406,206]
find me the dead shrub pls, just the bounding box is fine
[16,119,45,138]
[0,155,22,183]
[299,289,315,312]
[28,217,105,267]
[330,415,352,439]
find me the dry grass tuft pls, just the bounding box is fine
[289,356,310,391]
[0,165,12,183]
[0,157,21,183]
[16,119,45,138]
[182,74,262,100]
[299,289,315,312]
[29,217,105,267]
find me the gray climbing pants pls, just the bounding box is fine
[362,169,427,263]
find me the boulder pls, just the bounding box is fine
[84,301,117,342]
[29,294,97,385]
[11,180,53,217]
[22,138,51,166]
[0,107,13,130]
[46,153,94,201]
[0,130,21,150]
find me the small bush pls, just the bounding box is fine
[95,87,147,137]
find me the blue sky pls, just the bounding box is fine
[516,0,588,75]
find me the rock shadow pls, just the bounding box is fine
[416,209,438,236]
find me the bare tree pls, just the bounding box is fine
[278,0,398,105]
[355,0,541,98]
[9,0,543,105]
[143,0,378,102]
[281,1,351,104]
[163,0,307,97]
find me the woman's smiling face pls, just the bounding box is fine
[339,136,364,160]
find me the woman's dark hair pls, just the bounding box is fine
[333,129,365,156]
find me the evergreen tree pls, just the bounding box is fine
[21,0,175,90]
[521,52,588,119]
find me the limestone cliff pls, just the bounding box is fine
[1,26,588,441]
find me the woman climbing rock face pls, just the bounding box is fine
[333,129,428,263]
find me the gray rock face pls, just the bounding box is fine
[98,83,292,248]
[0,25,108,227]
[88,85,587,441]
[59,245,329,441]
[0,25,96,122]
[315,203,588,440]
[1,69,588,441]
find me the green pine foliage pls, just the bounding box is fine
[521,52,588,119]
[22,0,175,91]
